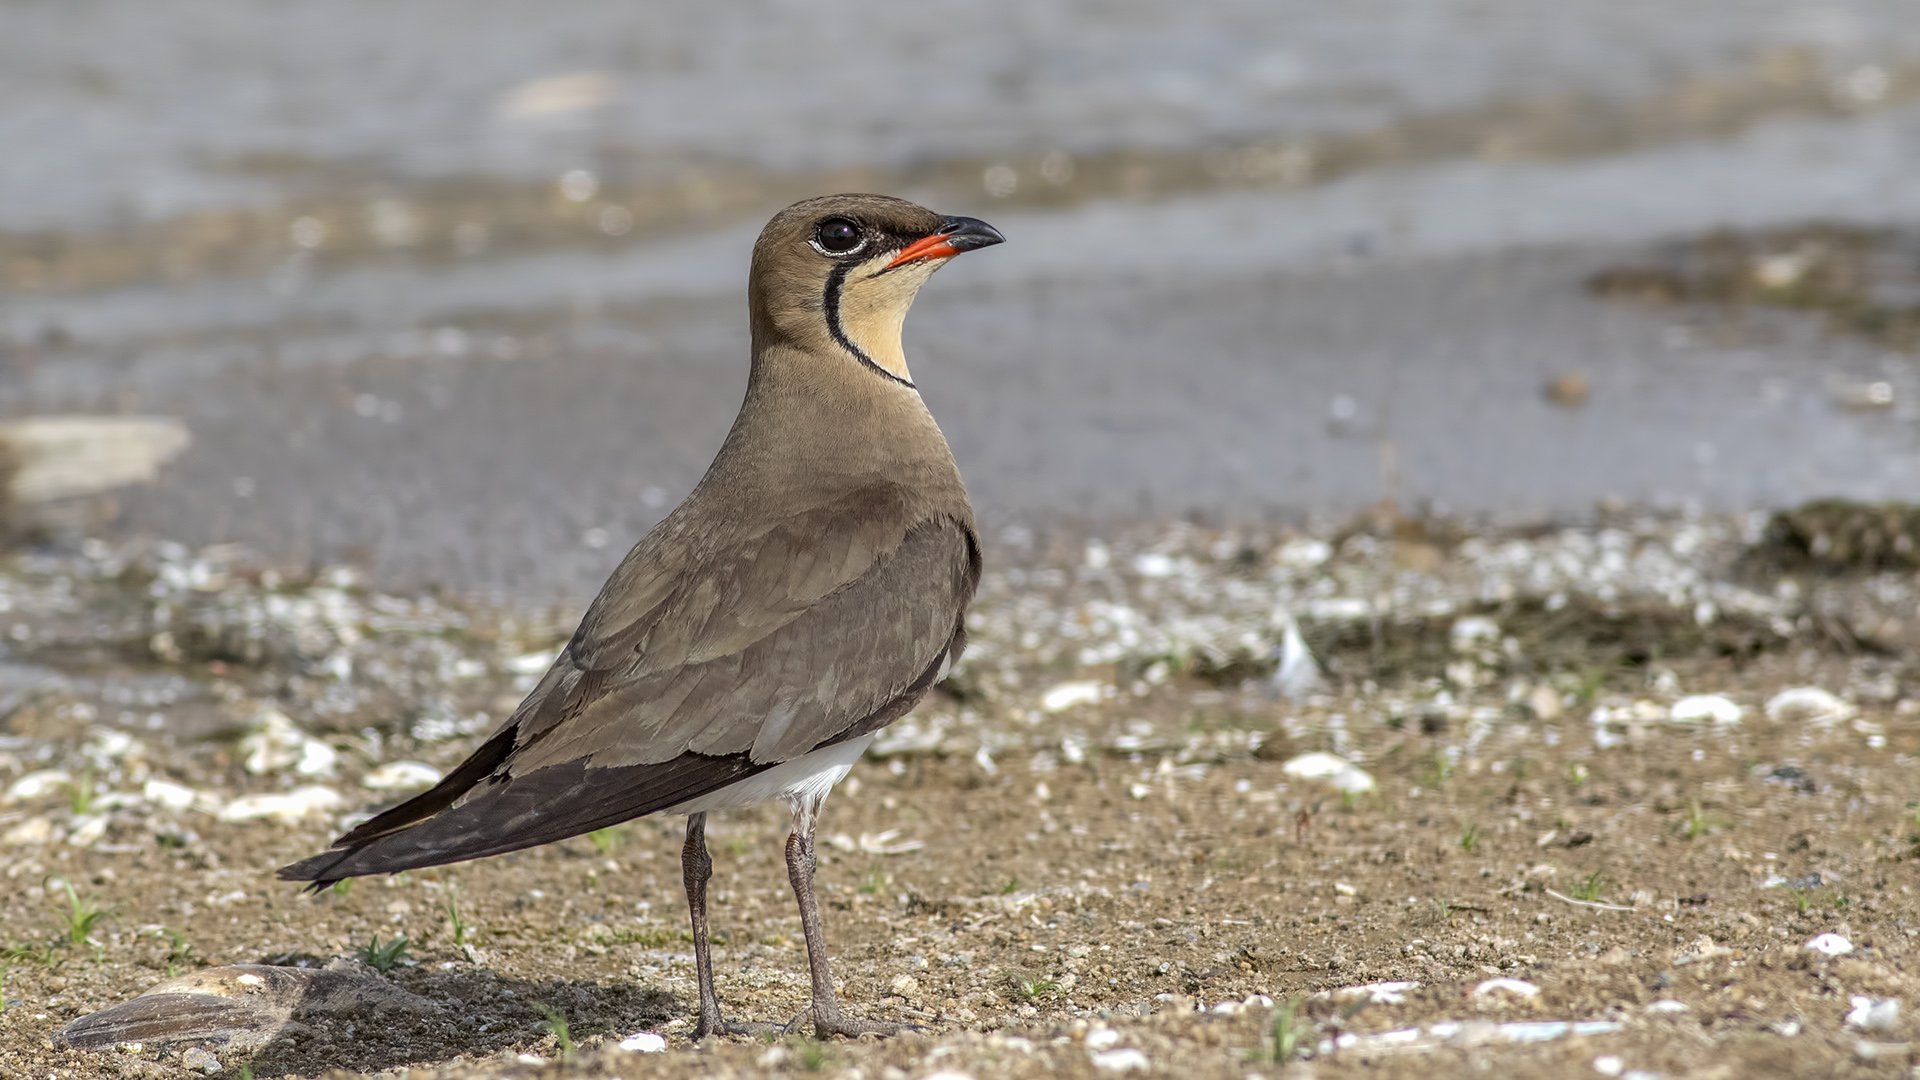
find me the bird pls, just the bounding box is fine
[278,194,1002,1039]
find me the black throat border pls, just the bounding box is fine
[823,262,915,389]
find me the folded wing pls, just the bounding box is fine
[279,490,976,887]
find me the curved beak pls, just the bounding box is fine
[885,215,1005,269]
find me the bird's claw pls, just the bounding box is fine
[694,1014,783,1040]
[784,1006,920,1039]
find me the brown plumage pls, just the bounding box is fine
[278,194,1001,1039]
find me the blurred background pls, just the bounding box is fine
[6,0,1920,604]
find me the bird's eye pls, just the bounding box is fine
[812,217,865,255]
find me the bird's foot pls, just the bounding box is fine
[694,1013,783,1040]
[786,1005,921,1039]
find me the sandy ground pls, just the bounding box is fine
[0,513,1916,1079]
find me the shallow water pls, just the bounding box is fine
[5,1,1920,597]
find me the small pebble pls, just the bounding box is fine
[1545,372,1590,408]
[179,1047,221,1074]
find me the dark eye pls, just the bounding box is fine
[813,217,864,254]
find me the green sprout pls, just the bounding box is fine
[161,927,195,976]
[586,826,623,855]
[536,1004,573,1060]
[3,941,56,967]
[352,934,411,972]
[1270,996,1302,1061]
[63,770,98,817]
[1002,971,1060,1000]
[1681,801,1713,841]
[444,896,472,948]
[1458,825,1481,854]
[54,882,115,946]
[793,1039,831,1071]
[1571,873,1606,903]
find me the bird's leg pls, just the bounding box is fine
[682,813,776,1039]
[784,805,907,1038]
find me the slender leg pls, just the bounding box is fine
[682,813,775,1039]
[784,806,907,1038]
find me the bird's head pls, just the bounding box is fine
[748,194,1003,388]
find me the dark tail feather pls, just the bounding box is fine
[334,725,520,848]
[277,750,769,887]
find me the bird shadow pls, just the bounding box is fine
[227,963,677,1078]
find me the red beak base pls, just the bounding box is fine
[886,234,963,269]
[884,215,1005,270]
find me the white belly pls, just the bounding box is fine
[664,733,877,817]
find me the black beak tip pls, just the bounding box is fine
[939,215,1005,252]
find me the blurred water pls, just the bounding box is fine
[6,1,1920,597]
[3,0,1917,229]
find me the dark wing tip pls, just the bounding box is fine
[277,848,352,891]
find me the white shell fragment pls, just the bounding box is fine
[824,830,924,855]
[1668,694,1743,726]
[216,786,343,824]
[1319,1019,1623,1056]
[1450,616,1501,651]
[1281,752,1376,794]
[1846,996,1900,1032]
[1318,980,1418,1006]
[1085,1028,1121,1051]
[1806,933,1855,957]
[68,815,108,846]
[1275,538,1331,568]
[1644,999,1689,1014]
[1272,610,1322,699]
[2,816,54,845]
[619,1032,666,1052]
[362,761,443,790]
[505,650,558,675]
[142,779,198,811]
[5,769,72,803]
[1089,1047,1150,1072]
[1041,680,1105,713]
[1765,687,1853,725]
[1473,978,1541,999]
[240,708,338,778]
